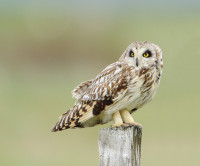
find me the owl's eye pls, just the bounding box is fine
[129,50,134,57]
[143,50,152,58]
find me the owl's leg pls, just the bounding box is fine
[120,109,142,128]
[120,109,135,125]
[112,111,123,127]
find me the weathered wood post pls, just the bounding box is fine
[98,126,142,166]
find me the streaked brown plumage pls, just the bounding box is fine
[52,41,163,132]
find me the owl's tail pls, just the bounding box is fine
[51,106,84,132]
[51,109,72,132]
[51,100,95,132]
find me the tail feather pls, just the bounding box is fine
[51,101,95,132]
[51,110,73,132]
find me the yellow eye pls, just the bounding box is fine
[143,51,151,58]
[143,53,149,57]
[130,52,134,57]
[129,51,134,57]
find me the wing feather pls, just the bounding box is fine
[72,79,93,99]
[81,62,132,101]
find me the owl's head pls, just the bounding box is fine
[119,41,163,70]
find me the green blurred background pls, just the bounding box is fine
[1,0,200,166]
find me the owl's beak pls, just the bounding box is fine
[136,58,139,67]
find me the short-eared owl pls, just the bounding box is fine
[52,41,163,132]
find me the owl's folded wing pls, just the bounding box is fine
[81,62,131,101]
[52,62,134,131]
[72,79,93,100]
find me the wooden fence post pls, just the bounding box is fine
[98,126,142,166]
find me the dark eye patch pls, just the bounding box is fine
[143,50,152,58]
[129,50,134,57]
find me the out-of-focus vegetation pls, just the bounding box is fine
[0,1,200,166]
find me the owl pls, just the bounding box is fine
[51,41,163,132]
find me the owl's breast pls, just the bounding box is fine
[126,68,160,111]
[139,68,160,106]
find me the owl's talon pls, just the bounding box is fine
[123,123,133,126]
[112,123,129,127]
[112,123,124,127]
[131,122,143,128]
[122,122,143,129]
[121,123,131,127]
[112,123,141,128]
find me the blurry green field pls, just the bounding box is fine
[0,1,200,166]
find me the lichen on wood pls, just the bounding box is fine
[98,126,142,166]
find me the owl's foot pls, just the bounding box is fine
[112,123,124,127]
[112,111,123,127]
[134,122,143,128]
[124,122,143,128]
[112,110,142,128]
[112,123,131,127]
